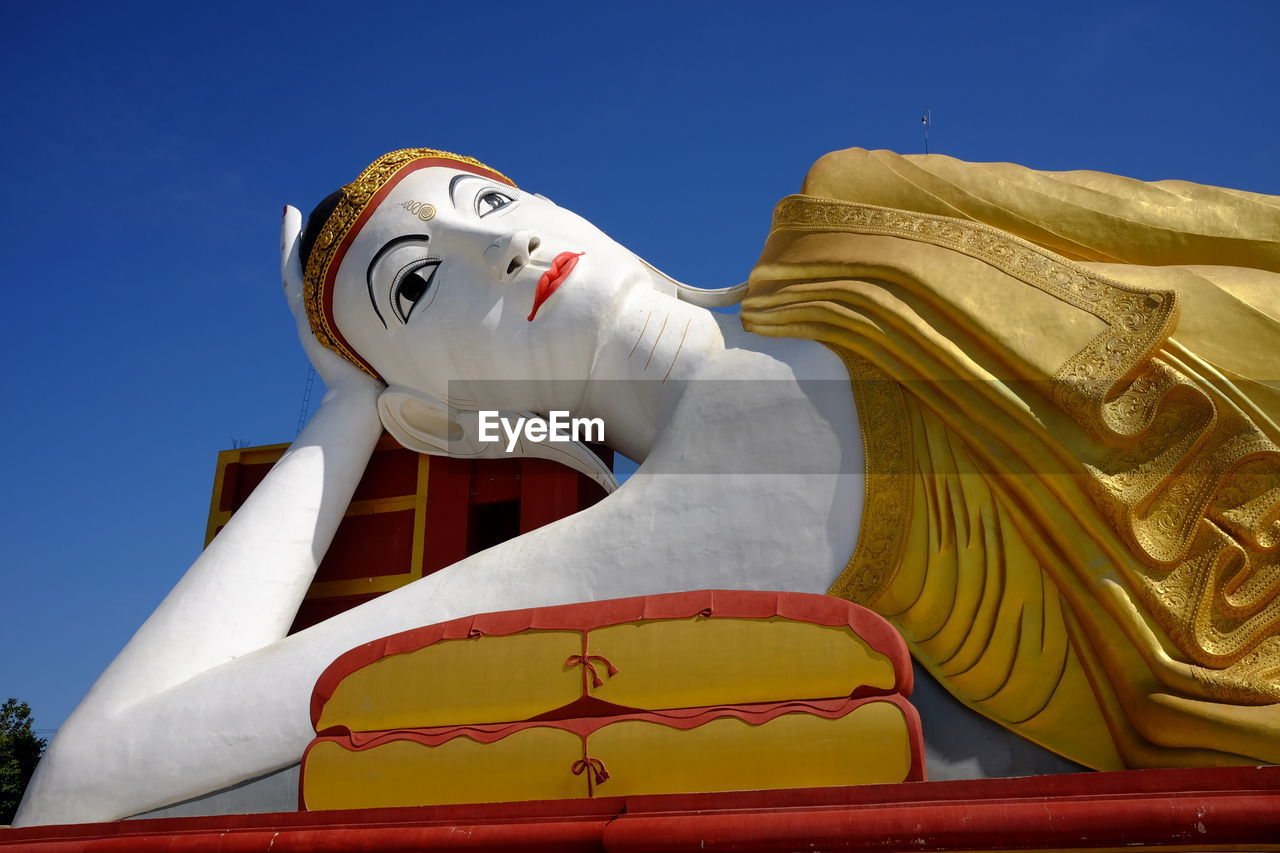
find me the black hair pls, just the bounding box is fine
[299,189,345,270]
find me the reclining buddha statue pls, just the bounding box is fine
[15,147,1280,825]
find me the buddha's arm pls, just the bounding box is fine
[13,213,387,827]
[18,465,854,824]
[12,384,383,826]
[82,386,383,713]
[56,211,385,715]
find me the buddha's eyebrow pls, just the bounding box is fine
[448,174,488,207]
[366,235,430,329]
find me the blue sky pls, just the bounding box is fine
[2,0,1276,736]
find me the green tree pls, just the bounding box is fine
[0,699,47,825]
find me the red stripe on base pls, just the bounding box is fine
[4,766,1279,852]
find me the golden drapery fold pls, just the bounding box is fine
[742,148,1280,770]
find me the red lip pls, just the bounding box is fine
[527,251,584,321]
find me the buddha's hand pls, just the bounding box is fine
[281,206,384,396]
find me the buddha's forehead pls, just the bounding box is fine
[337,167,486,291]
[377,166,465,212]
[347,167,470,252]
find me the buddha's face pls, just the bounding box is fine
[330,166,656,412]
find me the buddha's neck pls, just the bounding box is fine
[580,288,723,462]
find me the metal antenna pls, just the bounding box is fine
[296,365,316,436]
[921,110,932,154]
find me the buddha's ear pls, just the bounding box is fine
[377,386,463,456]
[377,386,619,494]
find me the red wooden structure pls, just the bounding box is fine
[204,434,611,632]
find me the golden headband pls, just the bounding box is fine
[302,148,516,380]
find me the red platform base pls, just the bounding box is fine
[3,766,1278,852]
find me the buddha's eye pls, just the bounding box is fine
[392,260,440,323]
[477,189,514,217]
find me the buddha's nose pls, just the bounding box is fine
[485,231,542,283]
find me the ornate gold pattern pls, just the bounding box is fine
[770,196,1180,433]
[303,148,513,377]
[772,194,1280,680]
[827,350,913,606]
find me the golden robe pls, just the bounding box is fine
[743,148,1280,770]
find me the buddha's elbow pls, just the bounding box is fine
[12,715,125,826]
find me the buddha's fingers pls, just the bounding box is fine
[281,204,304,298]
[281,204,383,394]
